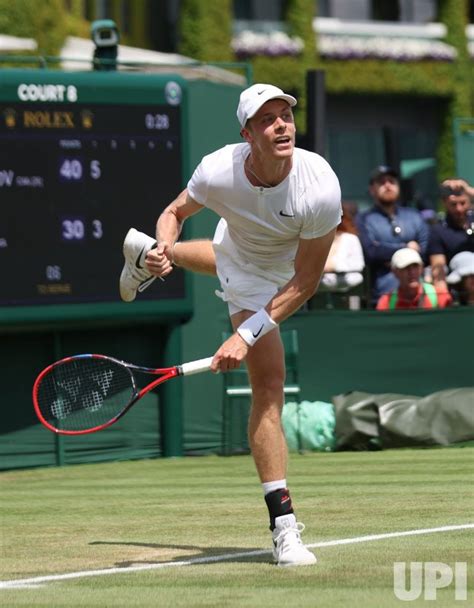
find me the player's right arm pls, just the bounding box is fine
[146,188,204,277]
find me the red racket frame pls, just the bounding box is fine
[32,353,181,435]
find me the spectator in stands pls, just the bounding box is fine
[376,248,452,310]
[428,178,474,293]
[446,251,474,306]
[320,201,365,291]
[357,165,429,305]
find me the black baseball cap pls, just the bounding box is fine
[369,165,399,184]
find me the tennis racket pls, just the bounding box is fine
[33,353,213,435]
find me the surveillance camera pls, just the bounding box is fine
[91,19,119,48]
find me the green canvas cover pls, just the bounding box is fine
[333,388,474,450]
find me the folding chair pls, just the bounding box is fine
[221,329,302,455]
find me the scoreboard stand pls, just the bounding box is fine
[0,67,243,463]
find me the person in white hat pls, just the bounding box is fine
[446,251,474,306]
[376,247,452,310]
[119,83,342,566]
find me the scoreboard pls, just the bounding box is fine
[0,70,192,327]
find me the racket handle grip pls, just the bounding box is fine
[179,356,214,376]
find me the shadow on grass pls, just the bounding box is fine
[89,540,272,566]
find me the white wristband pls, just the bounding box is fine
[237,308,278,346]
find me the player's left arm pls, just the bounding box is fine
[266,163,341,322]
[210,229,336,373]
[265,229,337,323]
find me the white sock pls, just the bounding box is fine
[262,479,287,496]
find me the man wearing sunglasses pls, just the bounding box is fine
[357,165,429,305]
[428,178,474,294]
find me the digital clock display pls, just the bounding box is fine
[0,102,183,309]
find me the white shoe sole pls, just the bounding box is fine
[274,551,317,567]
[119,228,156,302]
[276,556,317,567]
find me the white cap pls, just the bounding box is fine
[391,248,423,269]
[236,83,297,128]
[446,251,474,284]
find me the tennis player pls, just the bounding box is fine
[120,83,342,567]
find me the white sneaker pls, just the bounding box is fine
[119,228,157,302]
[272,514,317,567]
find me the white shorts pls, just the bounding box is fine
[212,219,293,316]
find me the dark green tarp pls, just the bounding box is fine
[333,388,474,450]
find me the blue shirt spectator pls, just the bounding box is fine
[357,165,429,304]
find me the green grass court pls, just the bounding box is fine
[1,448,473,607]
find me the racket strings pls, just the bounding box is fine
[36,358,135,431]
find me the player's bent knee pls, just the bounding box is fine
[250,377,285,401]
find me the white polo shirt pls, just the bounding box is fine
[187,142,342,312]
[188,143,341,269]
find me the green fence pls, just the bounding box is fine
[1,306,472,469]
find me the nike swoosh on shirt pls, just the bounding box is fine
[279,210,295,218]
[135,246,146,269]
[252,325,264,339]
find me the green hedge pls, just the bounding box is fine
[179,0,233,62]
[0,0,67,56]
[178,0,473,180]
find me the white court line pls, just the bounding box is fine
[1,523,473,590]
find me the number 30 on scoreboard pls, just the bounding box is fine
[61,218,104,241]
